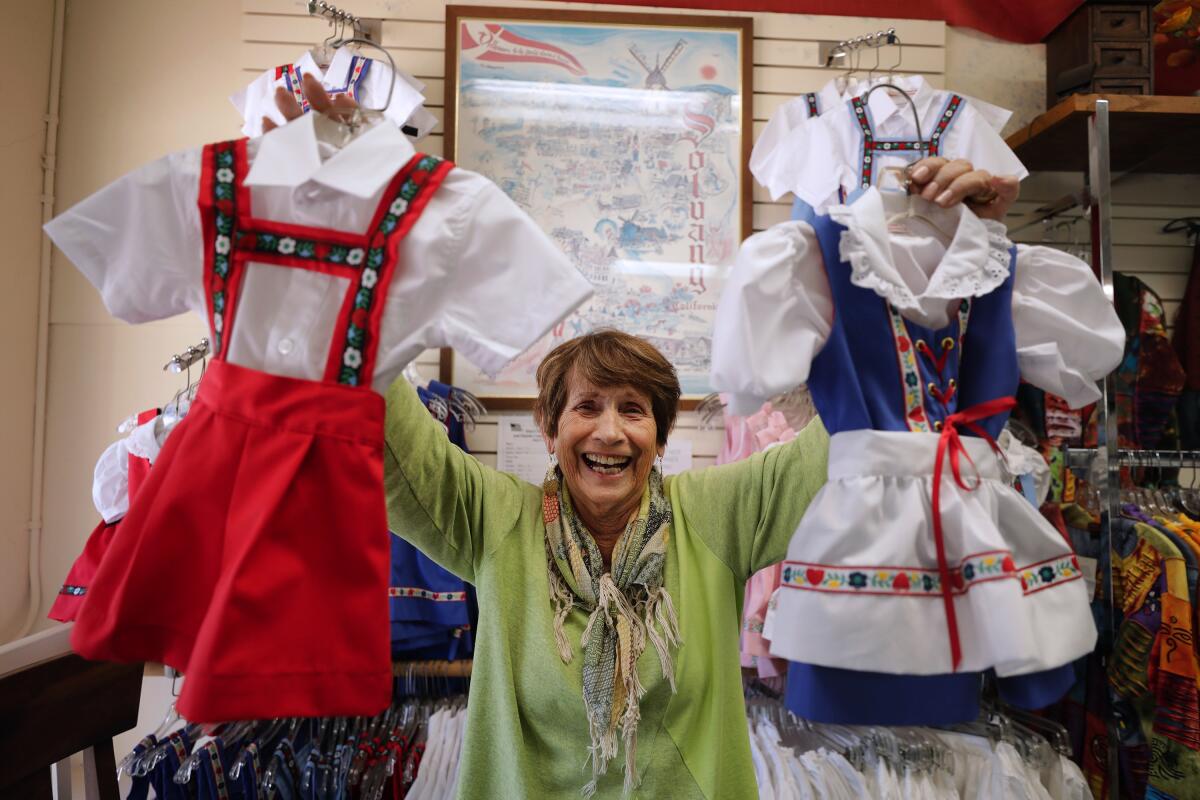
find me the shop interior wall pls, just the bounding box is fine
[11,0,1196,642]
[0,2,54,643]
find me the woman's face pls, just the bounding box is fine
[546,371,663,525]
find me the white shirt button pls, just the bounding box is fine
[277,338,294,355]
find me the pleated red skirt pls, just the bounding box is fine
[71,359,391,722]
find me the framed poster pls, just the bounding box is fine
[442,6,753,409]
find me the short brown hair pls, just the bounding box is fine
[533,329,681,447]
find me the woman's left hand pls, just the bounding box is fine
[907,157,1019,222]
[262,73,358,132]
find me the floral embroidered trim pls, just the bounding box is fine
[279,65,310,113]
[204,741,230,800]
[277,56,371,113]
[59,584,86,596]
[388,587,467,602]
[850,94,964,189]
[804,92,819,118]
[886,303,932,432]
[929,95,964,155]
[168,734,189,767]
[334,154,447,386]
[744,619,765,634]
[239,233,366,269]
[782,551,1083,597]
[1018,555,1083,593]
[208,143,239,355]
[346,56,370,97]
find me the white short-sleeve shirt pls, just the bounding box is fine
[45,114,594,393]
[755,76,1026,208]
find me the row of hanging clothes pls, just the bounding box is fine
[1006,216,1200,800]
[119,667,469,800]
[745,682,1089,800]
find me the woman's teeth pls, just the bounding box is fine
[583,453,632,474]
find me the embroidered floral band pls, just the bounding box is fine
[388,587,468,602]
[781,551,1082,597]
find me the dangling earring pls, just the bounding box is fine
[549,452,559,468]
[656,454,664,474]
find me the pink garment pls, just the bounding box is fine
[717,396,757,466]
[729,400,799,678]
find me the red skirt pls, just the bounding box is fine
[71,359,391,722]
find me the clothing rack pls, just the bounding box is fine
[1064,447,1200,470]
[820,27,899,68]
[307,0,380,43]
[307,0,363,30]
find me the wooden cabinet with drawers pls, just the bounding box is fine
[1045,3,1154,107]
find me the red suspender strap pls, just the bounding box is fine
[804,92,819,118]
[927,94,964,157]
[198,139,250,358]
[324,154,455,385]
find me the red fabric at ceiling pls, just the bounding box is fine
[546,0,1085,43]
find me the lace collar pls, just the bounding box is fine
[827,188,1011,327]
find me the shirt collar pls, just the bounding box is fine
[817,78,848,114]
[863,75,936,132]
[827,187,1011,325]
[293,50,326,83]
[243,112,417,198]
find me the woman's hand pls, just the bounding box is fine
[907,157,1019,222]
[262,72,359,132]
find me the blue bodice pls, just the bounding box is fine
[806,212,1020,440]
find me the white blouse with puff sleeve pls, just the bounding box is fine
[711,189,1124,416]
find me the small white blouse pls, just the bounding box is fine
[755,75,1028,210]
[710,188,1124,416]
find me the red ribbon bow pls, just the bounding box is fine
[931,396,1017,670]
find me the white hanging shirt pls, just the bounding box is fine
[756,75,1027,209]
[752,76,1014,204]
[45,113,593,393]
[231,48,434,139]
[91,414,165,523]
[710,188,1124,415]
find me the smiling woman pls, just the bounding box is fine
[533,330,680,567]
[382,327,830,798]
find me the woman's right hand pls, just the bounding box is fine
[262,73,359,132]
[907,157,1020,222]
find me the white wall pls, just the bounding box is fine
[27,0,245,636]
[0,1,54,642]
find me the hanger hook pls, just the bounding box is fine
[887,31,903,77]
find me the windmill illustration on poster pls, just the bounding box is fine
[447,7,752,405]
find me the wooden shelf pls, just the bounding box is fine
[1006,94,1200,175]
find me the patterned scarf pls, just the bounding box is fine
[542,465,681,798]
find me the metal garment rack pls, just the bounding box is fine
[818,28,899,69]
[1065,99,1190,800]
[1064,447,1200,470]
